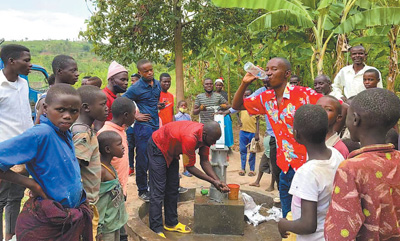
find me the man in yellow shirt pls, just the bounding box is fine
[238,89,259,176]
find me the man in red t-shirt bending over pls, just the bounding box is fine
[147,121,230,238]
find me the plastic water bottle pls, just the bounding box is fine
[244,62,268,79]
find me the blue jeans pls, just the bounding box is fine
[239,130,256,171]
[126,126,135,169]
[279,167,295,218]
[134,123,158,194]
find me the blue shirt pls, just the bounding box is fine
[123,78,161,128]
[174,112,191,121]
[0,115,85,208]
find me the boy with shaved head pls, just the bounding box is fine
[325,88,400,240]
[331,45,382,100]
[232,57,322,218]
[52,54,80,85]
[147,121,229,238]
[0,84,92,240]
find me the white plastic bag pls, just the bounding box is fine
[242,192,282,226]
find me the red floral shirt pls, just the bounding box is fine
[243,84,321,172]
[325,144,400,240]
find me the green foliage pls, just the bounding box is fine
[335,7,400,34]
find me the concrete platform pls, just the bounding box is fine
[193,194,245,235]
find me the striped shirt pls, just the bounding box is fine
[194,92,227,124]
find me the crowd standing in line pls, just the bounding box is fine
[1,43,400,241]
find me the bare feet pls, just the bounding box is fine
[265,186,274,192]
[249,182,260,187]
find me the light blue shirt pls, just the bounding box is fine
[175,112,191,121]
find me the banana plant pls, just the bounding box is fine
[211,0,360,79]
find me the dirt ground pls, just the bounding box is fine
[126,149,281,240]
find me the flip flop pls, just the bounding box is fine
[239,170,246,176]
[157,232,166,238]
[164,222,191,234]
[248,171,256,177]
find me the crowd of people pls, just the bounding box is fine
[0,42,399,241]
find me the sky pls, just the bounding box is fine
[0,0,95,41]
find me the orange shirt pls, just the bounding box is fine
[97,121,129,196]
[159,91,174,125]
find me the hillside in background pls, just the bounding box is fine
[2,40,176,92]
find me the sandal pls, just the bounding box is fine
[248,171,256,177]
[239,170,246,176]
[164,222,191,234]
[157,232,166,238]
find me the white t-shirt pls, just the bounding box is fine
[289,147,344,241]
[0,70,33,142]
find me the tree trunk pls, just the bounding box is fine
[387,25,399,92]
[334,34,347,79]
[173,0,184,102]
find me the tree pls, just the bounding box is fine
[211,0,360,79]
[81,0,263,102]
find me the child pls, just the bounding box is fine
[289,75,300,86]
[0,84,92,240]
[35,55,80,125]
[0,44,33,241]
[86,76,103,88]
[238,89,259,176]
[363,69,380,89]
[52,54,80,85]
[159,73,174,125]
[72,85,109,239]
[97,97,135,241]
[130,73,140,85]
[96,131,128,241]
[97,97,136,197]
[316,95,349,159]
[324,88,400,240]
[386,128,399,150]
[278,104,344,240]
[249,131,276,191]
[174,100,192,177]
[175,100,191,121]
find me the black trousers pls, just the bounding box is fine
[269,136,281,188]
[147,138,179,233]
